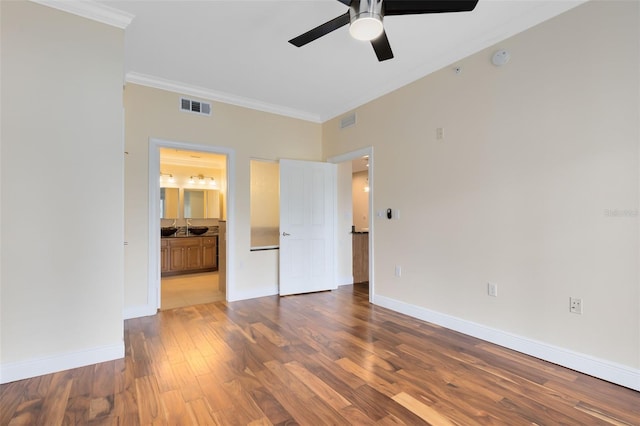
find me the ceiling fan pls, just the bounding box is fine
[289,0,479,62]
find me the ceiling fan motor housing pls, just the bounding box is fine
[349,0,384,41]
[288,0,479,62]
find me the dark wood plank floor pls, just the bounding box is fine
[2,283,639,425]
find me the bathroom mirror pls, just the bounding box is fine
[160,188,179,219]
[184,189,220,219]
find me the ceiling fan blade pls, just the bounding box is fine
[384,0,479,16]
[336,0,352,5]
[288,12,350,47]
[371,30,394,61]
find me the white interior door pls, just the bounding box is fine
[279,159,336,296]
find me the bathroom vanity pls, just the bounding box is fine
[161,235,217,276]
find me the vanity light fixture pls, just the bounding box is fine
[189,174,218,187]
[159,172,175,183]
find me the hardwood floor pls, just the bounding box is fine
[2,283,638,425]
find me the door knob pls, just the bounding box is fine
[282,232,290,236]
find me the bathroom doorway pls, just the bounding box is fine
[159,147,228,310]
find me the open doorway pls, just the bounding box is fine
[159,147,227,309]
[328,147,374,302]
[149,138,235,312]
[351,156,370,286]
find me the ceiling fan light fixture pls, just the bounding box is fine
[349,15,383,41]
[349,0,384,41]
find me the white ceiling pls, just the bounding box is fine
[96,0,584,123]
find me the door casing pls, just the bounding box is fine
[148,138,236,309]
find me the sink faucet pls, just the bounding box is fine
[186,219,192,235]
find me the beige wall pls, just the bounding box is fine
[323,0,639,371]
[124,84,322,306]
[250,160,279,229]
[1,1,125,381]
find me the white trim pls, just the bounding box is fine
[0,343,124,384]
[123,304,157,320]
[30,0,134,29]
[337,275,354,286]
[149,144,161,311]
[126,72,322,124]
[327,147,374,304]
[144,138,236,312]
[373,294,640,392]
[229,286,278,303]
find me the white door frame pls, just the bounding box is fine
[148,138,236,309]
[327,147,374,303]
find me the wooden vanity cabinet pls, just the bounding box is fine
[201,237,217,269]
[160,239,169,274]
[177,238,202,270]
[161,236,217,276]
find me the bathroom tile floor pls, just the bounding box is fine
[161,271,224,310]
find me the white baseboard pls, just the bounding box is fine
[337,275,354,286]
[228,285,278,302]
[373,294,640,392]
[0,342,124,384]
[123,304,157,320]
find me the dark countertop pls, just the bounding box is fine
[162,233,218,238]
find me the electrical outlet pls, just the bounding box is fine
[488,282,498,297]
[395,265,402,277]
[570,297,583,314]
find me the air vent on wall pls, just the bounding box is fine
[180,97,212,116]
[340,113,356,129]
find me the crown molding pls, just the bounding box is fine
[30,0,134,29]
[125,72,322,124]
